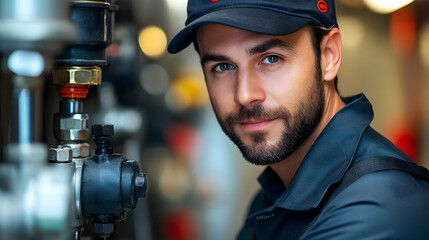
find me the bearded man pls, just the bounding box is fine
[168,0,429,239]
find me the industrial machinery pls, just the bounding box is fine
[0,0,148,239]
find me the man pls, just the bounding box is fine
[168,0,429,239]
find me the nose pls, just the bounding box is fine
[235,69,266,107]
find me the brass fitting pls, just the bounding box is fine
[52,66,102,86]
[69,0,109,3]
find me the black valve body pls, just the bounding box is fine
[81,124,140,224]
[81,154,123,222]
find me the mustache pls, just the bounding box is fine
[224,105,290,124]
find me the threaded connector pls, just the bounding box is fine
[92,124,114,155]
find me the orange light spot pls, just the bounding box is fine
[390,6,417,57]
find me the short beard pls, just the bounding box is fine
[214,64,325,165]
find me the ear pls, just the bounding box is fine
[320,28,342,82]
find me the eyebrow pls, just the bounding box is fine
[248,39,294,56]
[200,54,230,67]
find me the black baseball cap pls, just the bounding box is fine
[168,0,338,54]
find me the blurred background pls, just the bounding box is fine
[1,0,429,239]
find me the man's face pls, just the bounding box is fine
[197,24,325,165]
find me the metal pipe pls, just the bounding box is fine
[17,88,32,143]
[11,87,36,143]
[60,98,83,115]
[10,74,45,144]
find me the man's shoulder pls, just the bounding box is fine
[300,123,429,239]
[355,126,411,161]
[302,169,429,239]
[334,168,429,207]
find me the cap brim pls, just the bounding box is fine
[168,8,312,54]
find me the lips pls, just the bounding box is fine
[239,118,276,131]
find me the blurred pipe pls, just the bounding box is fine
[1,143,73,240]
[17,88,32,143]
[10,76,44,144]
[11,87,35,143]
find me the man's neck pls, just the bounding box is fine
[269,86,345,188]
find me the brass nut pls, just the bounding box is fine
[52,66,101,85]
[69,1,109,4]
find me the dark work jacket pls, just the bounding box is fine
[237,94,429,240]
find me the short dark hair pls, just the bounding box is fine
[307,23,339,92]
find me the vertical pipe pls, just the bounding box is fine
[60,98,83,115]
[17,88,32,143]
[10,76,43,144]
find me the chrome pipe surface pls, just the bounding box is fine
[11,87,35,143]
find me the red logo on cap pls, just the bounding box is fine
[210,0,218,2]
[317,0,328,13]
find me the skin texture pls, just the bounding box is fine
[197,24,345,187]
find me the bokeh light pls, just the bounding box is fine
[363,0,414,14]
[140,63,170,95]
[165,76,209,111]
[166,0,188,12]
[138,25,167,58]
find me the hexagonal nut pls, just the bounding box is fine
[59,129,89,141]
[52,66,101,85]
[49,147,72,163]
[135,173,148,198]
[59,115,88,131]
[65,143,90,158]
[92,124,114,137]
[93,223,114,235]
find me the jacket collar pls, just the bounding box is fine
[257,94,374,211]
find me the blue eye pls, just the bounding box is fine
[262,55,280,64]
[214,63,235,72]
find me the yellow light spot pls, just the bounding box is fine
[138,26,167,58]
[363,0,414,14]
[166,76,209,110]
